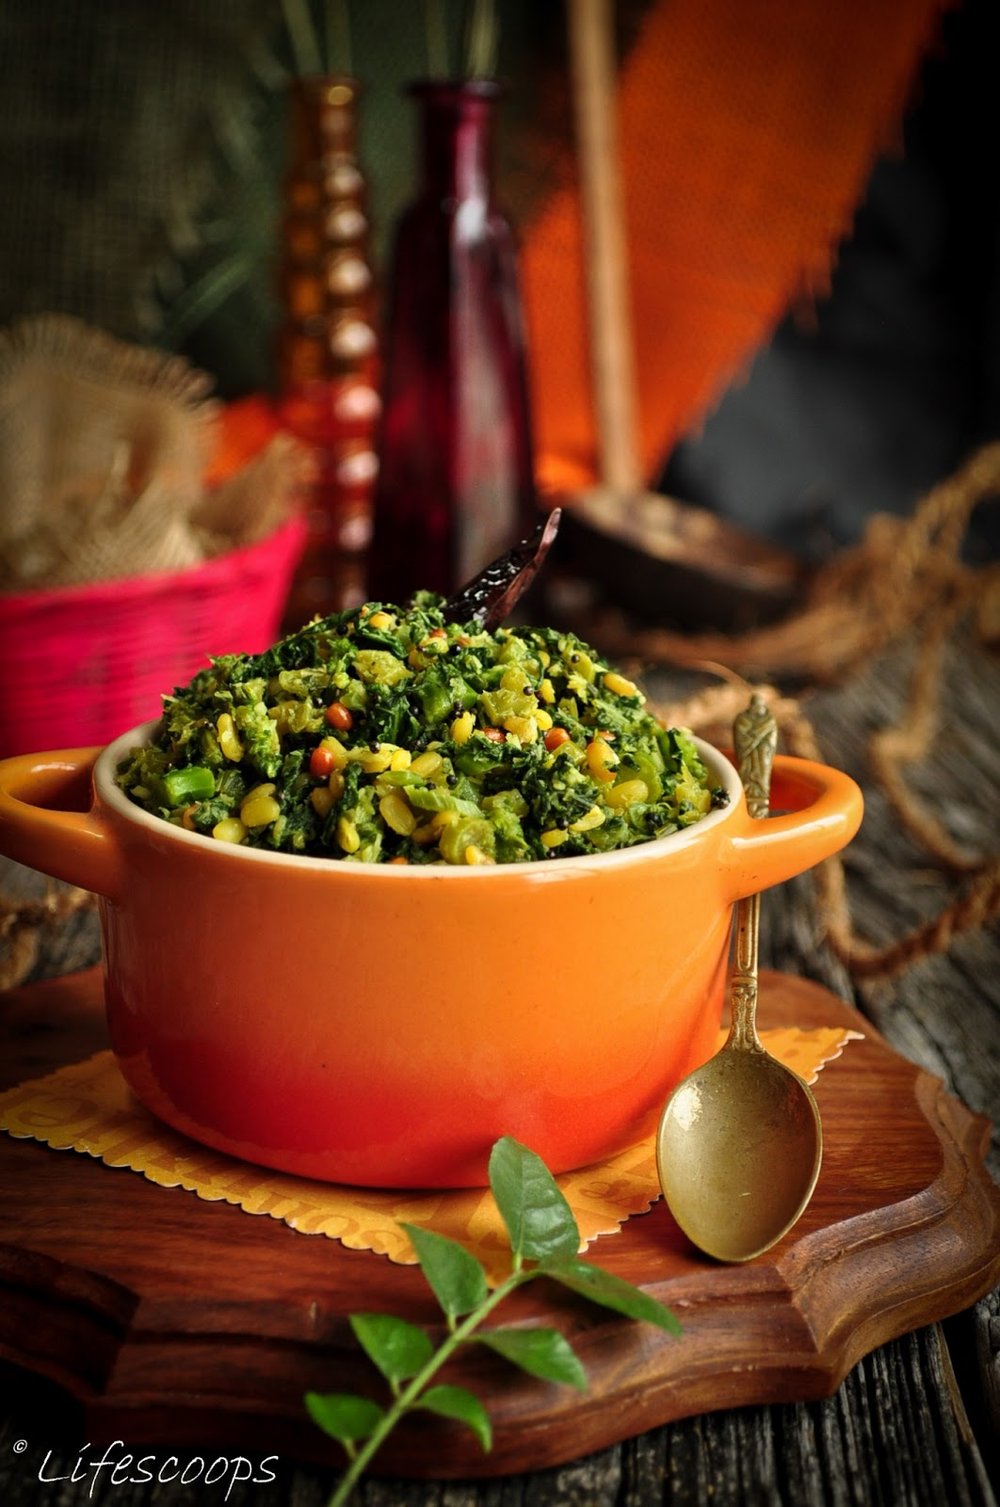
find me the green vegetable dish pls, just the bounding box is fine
[116,596,728,865]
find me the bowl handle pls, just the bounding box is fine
[723,753,864,898]
[0,748,123,901]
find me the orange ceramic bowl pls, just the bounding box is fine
[0,725,862,1188]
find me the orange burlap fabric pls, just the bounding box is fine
[212,1,951,498]
[522,0,952,494]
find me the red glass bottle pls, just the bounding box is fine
[368,80,537,604]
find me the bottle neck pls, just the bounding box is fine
[411,81,499,202]
[290,75,361,161]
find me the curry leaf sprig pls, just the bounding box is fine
[306,1137,680,1506]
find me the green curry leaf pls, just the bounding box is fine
[539,1258,682,1334]
[477,1326,587,1390]
[416,1384,493,1451]
[401,1223,489,1321]
[305,1391,384,1447]
[488,1136,581,1263]
[349,1314,433,1385]
[309,1138,679,1507]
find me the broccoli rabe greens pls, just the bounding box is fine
[115,596,727,865]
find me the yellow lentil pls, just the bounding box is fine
[243,782,276,802]
[569,806,606,832]
[464,844,495,865]
[310,787,335,818]
[410,750,443,777]
[336,816,361,853]
[353,745,394,774]
[603,670,643,700]
[317,735,349,770]
[212,817,247,844]
[605,778,648,809]
[240,793,282,828]
[216,713,244,762]
[379,792,417,836]
[504,714,538,743]
[586,737,619,783]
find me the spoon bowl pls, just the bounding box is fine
[655,693,824,1262]
[656,1037,823,1263]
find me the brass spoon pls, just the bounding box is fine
[655,693,823,1263]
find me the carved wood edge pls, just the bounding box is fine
[1,1080,996,1479]
[1,972,998,1478]
[785,1073,1000,1354]
[0,1244,137,1404]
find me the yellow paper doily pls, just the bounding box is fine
[0,1026,860,1280]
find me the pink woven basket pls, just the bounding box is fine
[0,515,308,759]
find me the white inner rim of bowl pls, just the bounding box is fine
[96,722,743,876]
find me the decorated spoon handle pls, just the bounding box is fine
[729,693,778,1051]
[734,691,778,821]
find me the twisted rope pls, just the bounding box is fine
[643,442,1000,980]
[0,884,95,992]
[652,674,999,983]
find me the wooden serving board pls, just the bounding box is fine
[0,967,998,1479]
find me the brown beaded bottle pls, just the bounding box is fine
[277,75,380,626]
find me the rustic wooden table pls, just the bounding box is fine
[0,638,997,1507]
